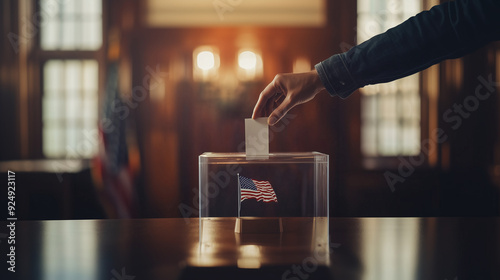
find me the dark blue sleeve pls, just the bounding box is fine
[315,0,500,98]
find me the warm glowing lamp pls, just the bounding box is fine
[237,49,262,81]
[197,51,215,70]
[193,46,220,81]
[238,51,257,70]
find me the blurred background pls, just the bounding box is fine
[0,0,499,220]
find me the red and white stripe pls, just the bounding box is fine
[241,179,278,202]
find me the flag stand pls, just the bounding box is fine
[237,173,241,218]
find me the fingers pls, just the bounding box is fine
[252,74,293,125]
[252,81,278,119]
[265,96,275,117]
[268,97,293,126]
[268,93,285,117]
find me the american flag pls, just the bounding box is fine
[239,175,278,203]
[94,61,136,218]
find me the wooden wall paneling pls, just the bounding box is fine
[127,0,365,218]
[436,44,499,216]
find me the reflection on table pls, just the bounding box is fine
[4,217,499,279]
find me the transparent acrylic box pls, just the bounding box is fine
[199,152,329,218]
[195,152,330,268]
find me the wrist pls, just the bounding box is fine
[311,69,326,93]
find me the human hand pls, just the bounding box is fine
[252,69,325,125]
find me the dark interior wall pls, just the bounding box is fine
[345,44,500,217]
[0,0,21,160]
[435,45,499,216]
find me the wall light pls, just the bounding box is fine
[238,51,257,70]
[191,46,263,107]
[193,46,220,81]
[197,51,215,70]
[237,49,263,81]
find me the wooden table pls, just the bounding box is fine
[1,217,499,279]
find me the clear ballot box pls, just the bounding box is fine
[193,152,330,271]
[199,152,329,219]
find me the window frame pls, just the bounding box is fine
[34,0,106,159]
[356,0,435,170]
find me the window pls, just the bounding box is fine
[39,0,102,158]
[357,0,422,157]
[43,60,99,158]
[40,0,102,50]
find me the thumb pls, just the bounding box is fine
[268,99,293,126]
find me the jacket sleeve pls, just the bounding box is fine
[315,0,500,99]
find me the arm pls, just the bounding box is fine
[254,0,500,125]
[317,0,500,98]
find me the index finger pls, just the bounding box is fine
[252,80,278,119]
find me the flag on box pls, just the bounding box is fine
[238,175,278,203]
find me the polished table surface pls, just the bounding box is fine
[1,217,499,280]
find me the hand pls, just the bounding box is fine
[252,69,325,125]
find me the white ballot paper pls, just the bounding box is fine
[245,118,269,158]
